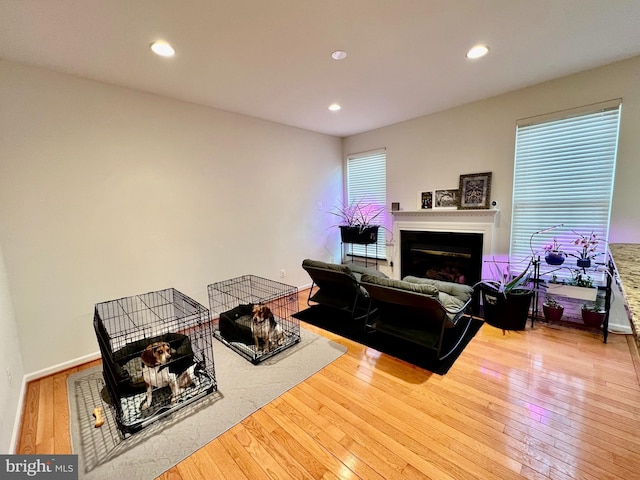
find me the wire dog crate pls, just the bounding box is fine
[208,275,300,363]
[94,288,217,434]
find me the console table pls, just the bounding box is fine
[608,243,640,344]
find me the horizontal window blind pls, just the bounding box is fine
[346,149,387,259]
[511,101,620,280]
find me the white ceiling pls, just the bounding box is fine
[2,0,640,137]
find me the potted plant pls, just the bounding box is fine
[581,291,606,328]
[566,231,602,269]
[567,269,594,288]
[329,199,384,245]
[543,238,566,266]
[581,303,606,328]
[542,297,564,322]
[479,258,535,331]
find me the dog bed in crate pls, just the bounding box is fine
[105,333,216,433]
[110,333,193,395]
[217,303,299,364]
[219,304,255,345]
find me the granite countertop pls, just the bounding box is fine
[609,243,640,338]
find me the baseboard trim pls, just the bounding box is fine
[608,324,633,335]
[24,351,101,383]
[13,351,101,453]
[9,378,27,454]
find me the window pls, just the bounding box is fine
[346,149,387,260]
[510,100,621,279]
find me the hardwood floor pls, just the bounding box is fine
[16,291,640,479]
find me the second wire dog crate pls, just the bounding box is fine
[94,288,217,434]
[208,275,300,363]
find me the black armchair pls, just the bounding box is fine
[301,259,387,320]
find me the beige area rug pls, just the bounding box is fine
[68,327,347,480]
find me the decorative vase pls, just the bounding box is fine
[577,258,591,268]
[542,304,564,322]
[544,251,566,266]
[581,308,605,328]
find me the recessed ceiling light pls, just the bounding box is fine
[328,103,341,111]
[331,50,347,60]
[466,44,489,59]
[150,41,175,57]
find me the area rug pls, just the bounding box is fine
[294,305,482,375]
[68,327,346,480]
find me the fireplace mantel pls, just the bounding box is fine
[391,209,499,220]
[390,209,499,280]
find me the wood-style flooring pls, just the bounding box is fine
[16,291,640,479]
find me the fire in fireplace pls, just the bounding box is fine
[400,230,483,286]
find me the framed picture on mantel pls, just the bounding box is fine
[434,189,458,209]
[418,191,433,209]
[457,172,492,209]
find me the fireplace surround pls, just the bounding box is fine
[391,209,498,284]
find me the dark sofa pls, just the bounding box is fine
[360,274,475,360]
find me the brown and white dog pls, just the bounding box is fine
[140,341,196,411]
[251,304,284,353]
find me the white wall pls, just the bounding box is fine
[0,60,343,377]
[344,55,640,255]
[0,241,25,453]
[344,55,640,331]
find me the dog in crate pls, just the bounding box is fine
[251,304,284,353]
[140,341,198,411]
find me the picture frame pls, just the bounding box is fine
[457,172,492,209]
[434,189,458,209]
[418,191,433,209]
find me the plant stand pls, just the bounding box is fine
[531,255,613,343]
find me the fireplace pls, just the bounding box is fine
[400,230,483,286]
[390,209,498,283]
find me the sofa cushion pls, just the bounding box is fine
[302,259,388,283]
[302,258,355,277]
[402,276,474,302]
[361,274,439,299]
[402,276,474,312]
[438,291,468,312]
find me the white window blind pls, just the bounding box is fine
[511,100,620,279]
[346,149,387,259]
